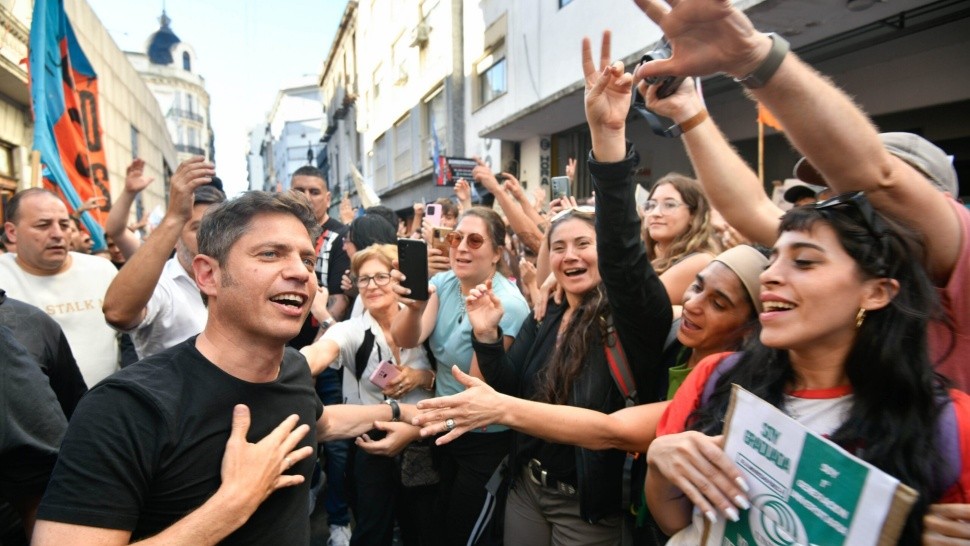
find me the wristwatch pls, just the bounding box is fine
[735,33,790,89]
[384,399,401,422]
[319,318,335,330]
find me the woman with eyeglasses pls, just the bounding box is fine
[644,173,722,305]
[391,206,530,546]
[301,244,436,546]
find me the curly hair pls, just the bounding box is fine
[645,173,721,274]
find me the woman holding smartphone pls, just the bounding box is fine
[391,207,530,545]
[301,244,435,546]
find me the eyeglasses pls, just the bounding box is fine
[550,206,596,223]
[445,231,486,249]
[644,199,687,214]
[353,273,392,288]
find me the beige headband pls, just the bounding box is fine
[713,245,769,314]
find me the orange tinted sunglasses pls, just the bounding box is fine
[445,231,486,249]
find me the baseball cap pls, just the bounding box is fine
[782,180,825,204]
[793,132,957,196]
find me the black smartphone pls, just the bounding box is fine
[397,238,429,301]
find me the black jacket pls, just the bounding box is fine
[473,144,671,522]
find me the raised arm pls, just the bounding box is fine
[105,159,154,259]
[102,157,214,331]
[633,0,960,283]
[472,161,544,254]
[646,79,782,246]
[584,32,672,402]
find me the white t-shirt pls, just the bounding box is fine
[0,252,119,386]
[122,257,207,359]
[322,310,433,406]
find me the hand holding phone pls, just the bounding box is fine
[551,176,571,200]
[431,226,453,255]
[397,238,430,301]
[425,203,443,227]
[369,359,401,389]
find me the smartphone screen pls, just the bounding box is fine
[551,176,571,200]
[425,203,442,227]
[397,238,429,301]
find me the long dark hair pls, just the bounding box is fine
[687,201,946,543]
[533,210,610,405]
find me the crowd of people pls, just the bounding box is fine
[3,1,970,545]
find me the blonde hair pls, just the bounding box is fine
[646,173,721,274]
[351,243,397,276]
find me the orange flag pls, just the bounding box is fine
[757,102,783,131]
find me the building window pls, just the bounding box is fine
[130,125,140,159]
[0,141,14,179]
[394,114,411,181]
[187,94,196,115]
[182,51,191,72]
[373,133,388,190]
[478,54,507,106]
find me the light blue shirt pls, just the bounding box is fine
[429,271,529,432]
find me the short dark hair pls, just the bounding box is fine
[291,166,328,190]
[5,188,60,224]
[434,197,459,219]
[364,205,398,230]
[349,213,397,250]
[198,191,320,266]
[193,184,227,207]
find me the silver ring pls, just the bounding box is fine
[445,418,456,431]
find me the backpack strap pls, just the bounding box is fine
[603,313,638,407]
[354,328,376,382]
[700,352,743,406]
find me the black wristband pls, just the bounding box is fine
[384,398,400,421]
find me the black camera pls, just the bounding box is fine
[638,38,684,99]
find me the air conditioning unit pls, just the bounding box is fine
[409,22,431,48]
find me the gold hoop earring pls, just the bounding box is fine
[856,308,867,329]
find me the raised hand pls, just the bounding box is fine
[582,32,633,136]
[471,158,501,193]
[502,173,526,200]
[124,158,155,194]
[339,198,354,224]
[632,0,772,81]
[167,156,215,223]
[644,76,705,124]
[454,179,472,208]
[565,157,577,183]
[219,405,313,515]
[465,281,503,343]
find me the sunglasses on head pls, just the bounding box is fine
[813,191,889,275]
[445,231,486,249]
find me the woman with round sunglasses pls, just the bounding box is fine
[644,173,722,305]
[391,206,530,545]
[301,244,436,546]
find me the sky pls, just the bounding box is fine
[85,0,349,196]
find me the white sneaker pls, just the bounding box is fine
[327,524,351,546]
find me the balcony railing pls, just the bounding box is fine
[170,108,204,123]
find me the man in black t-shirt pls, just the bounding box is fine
[33,192,405,546]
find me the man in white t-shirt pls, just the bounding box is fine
[0,188,119,386]
[102,157,225,358]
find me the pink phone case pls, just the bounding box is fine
[369,360,401,389]
[425,204,443,227]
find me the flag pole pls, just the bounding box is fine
[758,117,765,185]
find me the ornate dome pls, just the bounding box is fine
[146,11,181,65]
